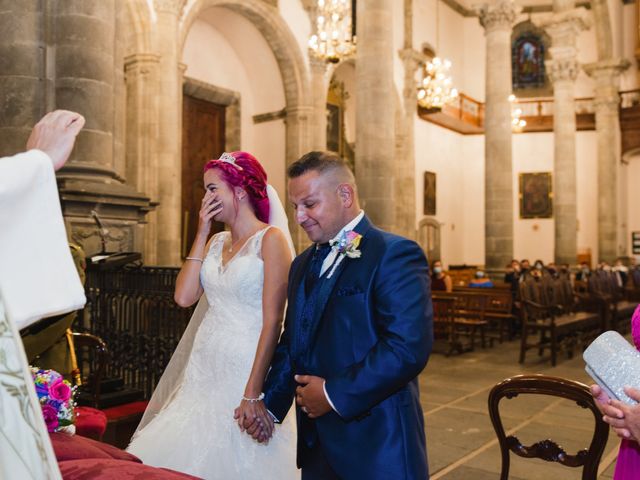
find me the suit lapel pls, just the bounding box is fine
[289,247,314,360]
[304,216,374,353]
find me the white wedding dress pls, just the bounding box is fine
[127,228,299,479]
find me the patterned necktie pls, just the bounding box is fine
[305,243,332,294]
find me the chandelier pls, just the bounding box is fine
[417,57,459,110]
[308,0,356,63]
[509,94,527,132]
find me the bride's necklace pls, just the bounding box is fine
[228,235,246,253]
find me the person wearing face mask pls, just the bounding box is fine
[468,270,494,288]
[575,262,591,282]
[504,260,521,291]
[431,260,453,292]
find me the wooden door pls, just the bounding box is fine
[182,95,226,257]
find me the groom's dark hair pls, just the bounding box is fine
[287,151,355,183]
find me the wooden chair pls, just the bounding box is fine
[488,374,609,480]
[431,295,463,356]
[519,277,600,366]
[452,292,490,350]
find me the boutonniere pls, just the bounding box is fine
[326,231,362,278]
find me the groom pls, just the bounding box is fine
[249,151,433,479]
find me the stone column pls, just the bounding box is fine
[355,0,395,231]
[153,0,185,266]
[393,0,419,241]
[538,8,590,265]
[476,0,520,269]
[309,57,329,151]
[584,59,630,262]
[285,105,314,249]
[397,48,422,241]
[53,1,152,256]
[55,0,117,177]
[125,53,161,263]
[0,1,45,157]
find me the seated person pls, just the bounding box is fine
[504,259,521,291]
[575,261,591,282]
[431,260,453,292]
[468,271,494,288]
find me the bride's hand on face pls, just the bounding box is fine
[234,400,274,443]
[197,190,223,236]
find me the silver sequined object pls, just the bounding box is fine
[584,330,640,405]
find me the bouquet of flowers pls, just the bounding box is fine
[30,367,76,434]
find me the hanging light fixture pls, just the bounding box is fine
[416,0,458,111]
[417,57,459,110]
[308,0,356,64]
[509,94,527,132]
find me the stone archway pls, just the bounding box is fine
[180,0,312,167]
[181,0,312,250]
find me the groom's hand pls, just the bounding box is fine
[295,375,331,419]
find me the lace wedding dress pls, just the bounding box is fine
[127,227,298,479]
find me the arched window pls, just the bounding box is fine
[512,32,546,90]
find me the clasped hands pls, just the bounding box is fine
[234,375,332,444]
[591,384,640,442]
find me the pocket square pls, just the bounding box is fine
[336,286,363,297]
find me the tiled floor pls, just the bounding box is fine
[421,337,620,479]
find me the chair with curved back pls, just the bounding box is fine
[488,374,609,480]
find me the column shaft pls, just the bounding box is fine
[585,59,630,262]
[309,57,328,151]
[355,0,395,231]
[0,1,45,156]
[477,1,519,269]
[154,5,182,265]
[539,9,590,265]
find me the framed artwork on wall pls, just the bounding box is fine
[632,232,640,255]
[519,172,553,219]
[423,171,436,216]
[326,103,341,154]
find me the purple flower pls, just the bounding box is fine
[41,404,59,432]
[49,378,71,402]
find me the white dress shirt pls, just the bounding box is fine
[319,210,365,415]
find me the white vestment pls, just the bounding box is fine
[0,150,86,480]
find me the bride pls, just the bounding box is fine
[127,151,299,479]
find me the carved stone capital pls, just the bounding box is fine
[398,48,425,74]
[584,58,631,84]
[124,53,161,77]
[475,0,521,33]
[536,8,591,45]
[154,0,186,16]
[309,55,328,74]
[546,56,579,83]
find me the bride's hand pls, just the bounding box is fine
[234,400,274,443]
[197,190,222,237]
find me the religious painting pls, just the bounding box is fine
[423,171,436,216]
[519,172,553,219]
[326,103,341,154]
[512,32,546,90]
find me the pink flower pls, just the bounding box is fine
[42,404,59,432]
[49,378,72,402]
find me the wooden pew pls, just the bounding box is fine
[453,287,516,343]
[518,276,601,366]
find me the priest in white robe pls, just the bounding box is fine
[0,110,85,480]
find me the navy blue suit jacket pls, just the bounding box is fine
[264,216,433,479]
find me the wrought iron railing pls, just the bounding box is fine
[78,267,196,399]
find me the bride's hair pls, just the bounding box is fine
[203,151,270,223]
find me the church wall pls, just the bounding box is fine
[627,154,640,260]
[512,132,555,264]
[413,121,467,267]
[621,3,639,91]
[575,131,599,264]
[461,135,486,266]
[278,0,311,73]
[462,18,487,101]
[181,10,287,198]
